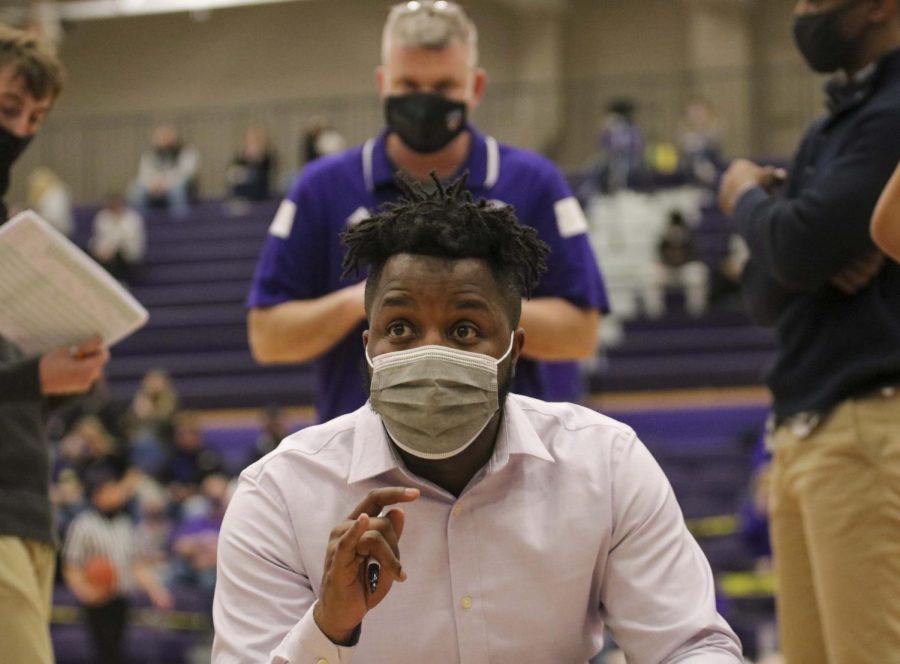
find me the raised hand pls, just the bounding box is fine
[313,487,420,644]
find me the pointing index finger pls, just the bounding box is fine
[348,487,419,520]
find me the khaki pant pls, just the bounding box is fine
[769,389,900,663]
[0,536,56,664]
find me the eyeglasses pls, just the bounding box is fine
[396,1,465,16]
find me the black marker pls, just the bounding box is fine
[366,556,380,594]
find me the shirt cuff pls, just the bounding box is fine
[270,602,357,664]
[733,186,769,237]
[734,182,762,207]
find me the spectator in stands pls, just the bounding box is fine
[872,160,900,260]
[708,232,750,309]
[214,174,741,663]
[248,0,607,423]
[50,467,85,540]
[89,193,146,285]
[226,125,275,204]
[133,480,173,583]
[169,473,230,609]
[158,413,223,507]
[640,210,709,318]
[124,368,178,476]
[64,414,129,476]
[299,115,346,167]
[677,98,724,189]
[48,412,133,543]
[0,26,110,664]
[26,165,72,235]
[126,368,179,434]
[247,402,287,466]
[593,98,644,194]
[129,124,199,219]
[717,1,900,660]
[63,461,173,664]
[51,419,92,481]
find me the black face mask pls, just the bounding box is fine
[792,0,866,74]
[154,145,181,162]
[385,93,467,154]
[0,123,33,222]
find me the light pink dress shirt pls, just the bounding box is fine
[212,395,742,663]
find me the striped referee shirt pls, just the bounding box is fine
[63,509,136,593]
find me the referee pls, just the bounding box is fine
[62,462,171,664]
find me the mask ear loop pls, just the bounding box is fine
[496,331,516,366]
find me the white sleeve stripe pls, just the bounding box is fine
[268,199,298,239]
[554,196,589,238]
[362,138,376,192]
[484,136,500,188]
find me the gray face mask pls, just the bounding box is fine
[366,334,515,460]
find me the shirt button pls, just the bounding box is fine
[460,595,473,610]
[316,659,328,664]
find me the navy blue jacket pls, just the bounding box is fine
[734,48,900,421]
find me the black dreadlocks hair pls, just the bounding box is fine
[341,171,549,326]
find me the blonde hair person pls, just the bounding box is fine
[381,0,479,67]
[872,161,900,261]
[27,166,73,236]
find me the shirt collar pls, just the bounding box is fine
[363,123,501,193]
[487,395,556,473]
[824,47,900,117]
[347,395,554,486]
[348,404,402,484]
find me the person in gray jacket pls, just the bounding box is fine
[0,25,109,664]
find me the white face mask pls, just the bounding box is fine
[366,334,515,460]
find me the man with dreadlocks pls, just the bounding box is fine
[213,174,742,664]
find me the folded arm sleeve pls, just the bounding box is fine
[601,431,743,663]
[733,109,900,290]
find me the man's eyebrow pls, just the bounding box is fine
[380,293,415,308]
[452,297,491,313]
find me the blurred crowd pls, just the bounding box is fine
[48,368,287,616]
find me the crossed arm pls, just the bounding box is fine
[718,111,900,324]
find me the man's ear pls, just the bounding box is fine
[468,67,488,110]
[512,328,525,364]
[375,65,386,98]
[362,329,370,348]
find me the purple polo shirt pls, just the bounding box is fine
[247,125,609,421]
